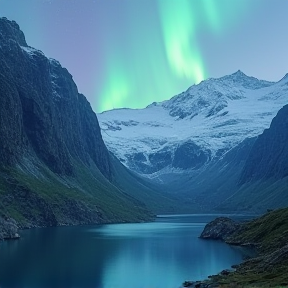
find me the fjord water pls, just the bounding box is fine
[0,214,252,288]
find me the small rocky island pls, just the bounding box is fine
[183,209,288,287]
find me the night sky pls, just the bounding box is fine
[0,0,287,112]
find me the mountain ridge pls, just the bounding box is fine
[99,69,287,178]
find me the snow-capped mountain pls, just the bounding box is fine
[98,71,288,178]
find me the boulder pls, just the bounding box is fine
[0,217,20,240]
[200,217,242,241]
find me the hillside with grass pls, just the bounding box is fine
[198,208,288,287]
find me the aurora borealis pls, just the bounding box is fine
[157,0,249,86]
[1,0,287,112]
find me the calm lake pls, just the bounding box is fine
[0,214,253,288]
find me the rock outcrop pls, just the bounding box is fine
[0,217,20,240]
[184,103,288,214]
[199,217,242,241]
[172,141,211,170]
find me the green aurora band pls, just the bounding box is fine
[97,0,253,112]
[158,0,206,83]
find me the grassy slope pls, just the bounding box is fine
[218,178,288,214]
[0,151,196,229]
[0,158,153,227]
[210,208,288,287]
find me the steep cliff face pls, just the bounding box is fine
[0,17,154,231]
[0,18,111,179]
[216,104,288,213]
[240,104,288,182]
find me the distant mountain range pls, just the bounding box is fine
[99,70,287,177]
[98,70,288,213]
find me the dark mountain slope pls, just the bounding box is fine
[153,137,257,212]
[0,17,160,231]
[240,104,288,182]
[0,18,111,178]
[217,104,288,212]
[155,103,288,214]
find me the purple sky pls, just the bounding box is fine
[0,0,287,112]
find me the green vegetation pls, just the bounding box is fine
[219,284,288,288]
[210,208,288,287]
[0,158,153,228]
[228,208,288,252]
[0,149,193,231]
[218,179,288,214]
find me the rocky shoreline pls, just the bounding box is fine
[3,211,288,287]
[0,217,20,240]
[0,215,155,242]
[182,210,288,287]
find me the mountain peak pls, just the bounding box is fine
[0,17,27,47]
[232,70,247,77]
[218,70,274,90]
[227,70,252,81]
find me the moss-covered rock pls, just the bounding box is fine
[200,217,243,241]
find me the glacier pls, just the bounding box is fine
[98,70,288,178]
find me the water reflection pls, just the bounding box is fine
[0,214,252,288]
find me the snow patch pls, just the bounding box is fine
[20,46,44,58]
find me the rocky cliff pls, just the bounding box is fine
[0,18,111,178]
[183,102,288,213]
[0,17,157,237]
[240,103,288,182]
[216,103,288,213]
